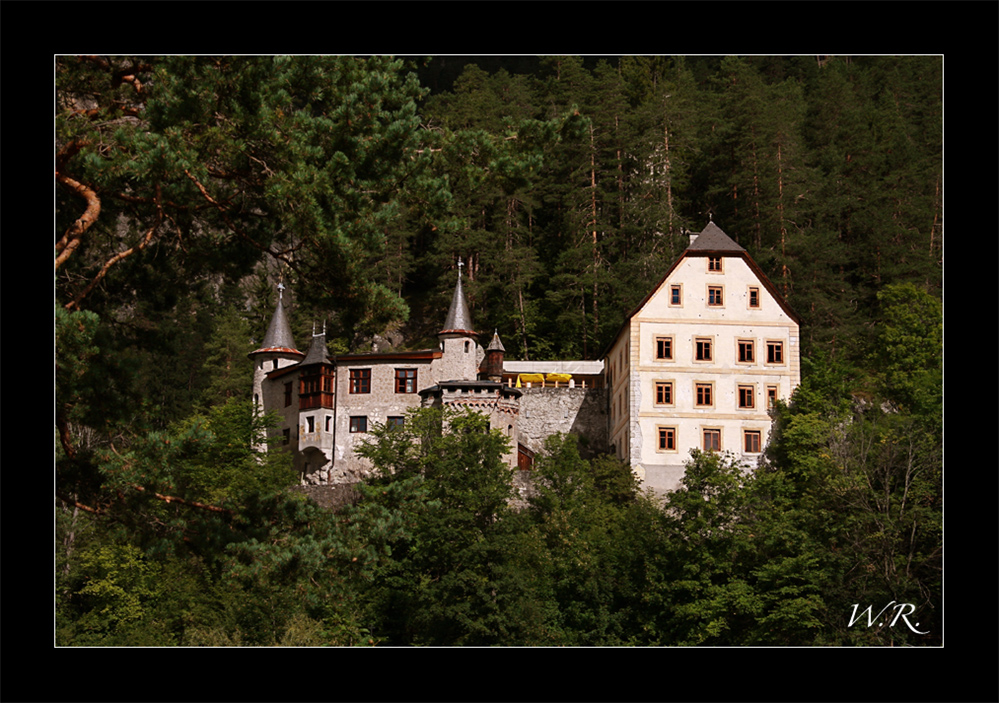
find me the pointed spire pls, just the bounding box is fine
[487,329,505,352]
[439,257,476,336]
[250,284,302,356]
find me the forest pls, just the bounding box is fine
[55,55,942,648]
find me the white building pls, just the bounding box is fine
[603,221,801,492]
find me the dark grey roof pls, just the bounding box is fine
[487,330,505,352]
[251,288,302,355]
[439,266,476,336]
[687,221,745,252]
[299,332,332,366]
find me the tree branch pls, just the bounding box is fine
[56,140,102,268]
[128,483,234,515]
[63,187,163,312]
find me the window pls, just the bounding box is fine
[695,337,713,362]
[708,285,724,306]
[284,382,292,407]
[349,369,371,394]
[738,339,755,363]
[655,336,673,360]
[464,340,470,353]
[708,256,723,272]
[744,430,762,453]
[738,384,756,409]
[326,415,333,432]
[282,428,290,445]
[349,416,368,433]
[395,368,417,394]
[695,382,714,407]
[766,341,785,365]
[748,286,760,308]
[386,416,405,430]
[306,415,315,433]
[658,426,677,451]
[703,428,721,452]
[669,284,682,306]
[767,385,779,409]
[655,381,673,406]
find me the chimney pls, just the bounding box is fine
[688,230,699,247]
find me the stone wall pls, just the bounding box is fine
[517,386,608,458]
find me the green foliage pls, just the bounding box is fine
[869,283,942,414]
[55,56,943,649]
[170,399,296,506]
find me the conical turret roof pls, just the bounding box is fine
[300,326,332,366]
[487,329,505,352]
[250,284,303,357]
[439,259,476,336]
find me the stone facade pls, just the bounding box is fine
[517,387,608,458]
[251,224,800,494]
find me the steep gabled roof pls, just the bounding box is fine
[600,222,799,359]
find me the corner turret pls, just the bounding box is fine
[481,330,505,382]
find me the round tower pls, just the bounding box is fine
[248,283,305,426]
[437,258,480,382]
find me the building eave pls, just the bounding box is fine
[249,346,306,359]
[336,349,443,363]
[599,243,800,361]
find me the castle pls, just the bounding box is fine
[250,222,800,493]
